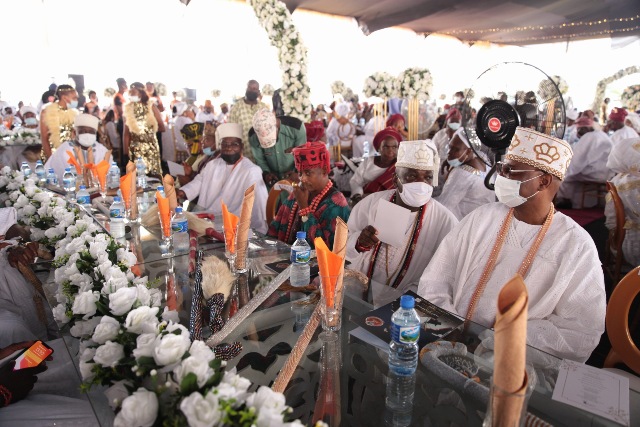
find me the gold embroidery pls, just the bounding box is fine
[533,143,561,164]
[42,102,78,150]
[510,135,522,149]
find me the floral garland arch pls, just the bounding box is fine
[250,0,312,122]
[621,84,640,112]
[591,65,640,111]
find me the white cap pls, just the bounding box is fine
[215,123,243,142]
[505,127,573,180]
[74,113,100,130]
[19,106,37,117]
[252,108,277,148]
[566,109,579,121]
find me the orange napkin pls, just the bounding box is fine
[314,237,343,307]
[156,190,171,238]
[221,201,239,253]
[126,162,138,220]
[120,173,133,209]
[66,151,82,175]
[492,274,529,427]
[94,160,110,190]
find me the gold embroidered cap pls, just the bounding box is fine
[505,127,573,180]
[395,140,440,186]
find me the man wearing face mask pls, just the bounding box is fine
[177,132,220,186]
[45,114,111,184]
[419,127,606,362]
[14,107,43,171]
[346,140,458,306]
[228,80,269,162]
[434,128,494,220]
[40,85,79,161]
[176,123,268,234]
[432,108,462,192]
[556,115,612,208]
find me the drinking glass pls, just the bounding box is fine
[319,274,343,341]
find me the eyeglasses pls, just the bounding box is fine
[495,162,543,178]
[220,142,241,148]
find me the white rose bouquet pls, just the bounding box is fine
[330,80,347,96]
[363,72,396,98]
[621,84,640,112]
[394,67,433,101]
[261,84,275,97]
[11,128,40,145]
[210,89,221,98]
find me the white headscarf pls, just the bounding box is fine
[625,112,640,134]
[607,137,640,175]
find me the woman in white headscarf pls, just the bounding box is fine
[434,128,495,220]
[171,102,194,155]
[605,136,640,266]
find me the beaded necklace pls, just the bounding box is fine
[284,180,333,243]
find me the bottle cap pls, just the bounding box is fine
[296,231,306,239]
[400,295,415,309]
[49,168,54,172]
[175,207,183,213]
[157,186,164,191]
[113,196,121,202]
[65,167,71,172]
[79,185,86,190]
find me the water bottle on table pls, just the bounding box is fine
[290,231,311,287]
[363,141,370,158]
[35,160,45,184]
[20,161,31,177]
[386,295,420,411]
[76,185,91,209]
[62,167,76,201]
[136,157,147,188]
[171,207,189,254]
[46,168,58,186]
[108,162,120,189]
[109,196,125,238]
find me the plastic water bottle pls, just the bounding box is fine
[62,167,76,200]
[290,231,311,287]
[136,157,147,188]
[363,141,370,157]
[46,168,58,186]
[109,196,125,238]
[76,185,91,208]
[20,161,31,177]
[386,295,420,411]
[108,162,120,189]
[171,207,189,254]
[35,160,46,184]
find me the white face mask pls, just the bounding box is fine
[494,174,541,208]
[448,122,461,130]
[130,96,140,103]
[78,133,96,147]
[397,181,433,207]
[448,151,467,168]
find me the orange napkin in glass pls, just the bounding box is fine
[66,151,82,175]
[94,160,110,190]
[221,201,239,253]
[156,190,171,238]
[314,237,343,307]
[119,173,133,209]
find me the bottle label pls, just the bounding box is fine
[391,323,420,344]
[77,195,90,205]
[291,249,310,264]
[171,220,188,233]
[110,208,123,219]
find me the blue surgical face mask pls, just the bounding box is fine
[448,151,467,168]
[25,117,38,126]
[67,100,78,109]
[203,147,213,156]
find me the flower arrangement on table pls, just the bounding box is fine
[104,87,117,98]
[394,67,433,101]
[261,84,275,97]
[0,170,306,427]
[330,80,347,97]
[11,128,41,145]
[621,84,640,112]
[211,89,222,98]
[250,0,312,122]
[363,72,396,99]
[154,82,168,97]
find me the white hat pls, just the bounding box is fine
[505,127,573,180]
[74,113,100,130]
[20,106,37,117]
[566,108,579,121]
[215,123,243,142]
[395,140,440,186]
[174,102,188,116]
[252,108,277,148]
[453,127,471,148]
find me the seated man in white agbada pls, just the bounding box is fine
[44,114,111,184]
[418,128,606,362]
[347,140,458,306]
[176,123,268,234]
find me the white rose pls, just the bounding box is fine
[246,386,286,413]
[104,380,132,410]
[109,287,138,316]
[94,341,125,368]
[71,291,100,319]
[135,284,151,307]
[255,408,287,427]
[89,240,108,260]
[21,204,36,216]
[153,329,190,367]
[161,307,180,323]
[179,392,222,427]
[149,288,162,307]
[215,370,251,405]
[189,340,215,362]
[92,316,121,344]
[79,359,96,381]
[114,388,158,427]
[52,304,70,325]
[116,248,137,266]
[70,316,101,338]
[174,356,213,388]
[125,306,159,334]
[133,333,158,360]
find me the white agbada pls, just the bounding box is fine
[181,156,268,234]
[435,165,495,220]
[352,116,384,158]
[349,157,390,196]
[605,137,640,266]
[432,128,451,163]
[326,103,355,149]
[347,190,458,306]
[196,111,216,123]
[418,202,606,362]
[611,125,639,145]
[557,130,612,208]
[44,140,110,184]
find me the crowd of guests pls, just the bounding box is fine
[0,77,639,409]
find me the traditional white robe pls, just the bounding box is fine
[347,190,458,307]
[349,157,389,196]
[557,130,612,208]
[611,125,639,145]
[418,202,606,362]
[435,166,495,220]
[432,128,451,163]
[181,157,268,234]
[195,111,216,123]
[352,116,384,158]
[44,140,110,184]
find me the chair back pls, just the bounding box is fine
[604,266,640,374]
[266,180,292,224]
[606,181,626,250]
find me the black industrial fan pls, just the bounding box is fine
[459,62,566,190]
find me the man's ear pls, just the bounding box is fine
[539,173,553,190]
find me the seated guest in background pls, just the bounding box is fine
[435,128,494,220]
[350,127,402,204]
[605,136,640,266]
[13,106,42,171]
[45,114,111,184]
[608,107,639,144]
[419,128,605,362]
[386,113,408,140]
[249,108,306,186]
[196,100,216,123]
[304,120,325,143]
[172,102,195,155]
[556,115,612,208]
[176,123,268,234]
[268,141,350,248]
[177,132,219,186]
[432,108,461,165]
[326,102,356,155]
[216,103,229,124]
[347,140,458,306]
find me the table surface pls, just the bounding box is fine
[36,207,639,427]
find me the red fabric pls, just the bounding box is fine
[305,121,325,142]
[609,107,628,122]
[363,164,396,193]
[372,127,403,150]
[574,116,594,127]
[293,141,330,173]
[386,114,405,128]
[446,108,462,121]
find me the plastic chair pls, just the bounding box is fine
[266,180,292,224]
[604,182,631,285]
[604,266,640,375]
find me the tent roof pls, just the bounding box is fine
[281,0,640,45]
